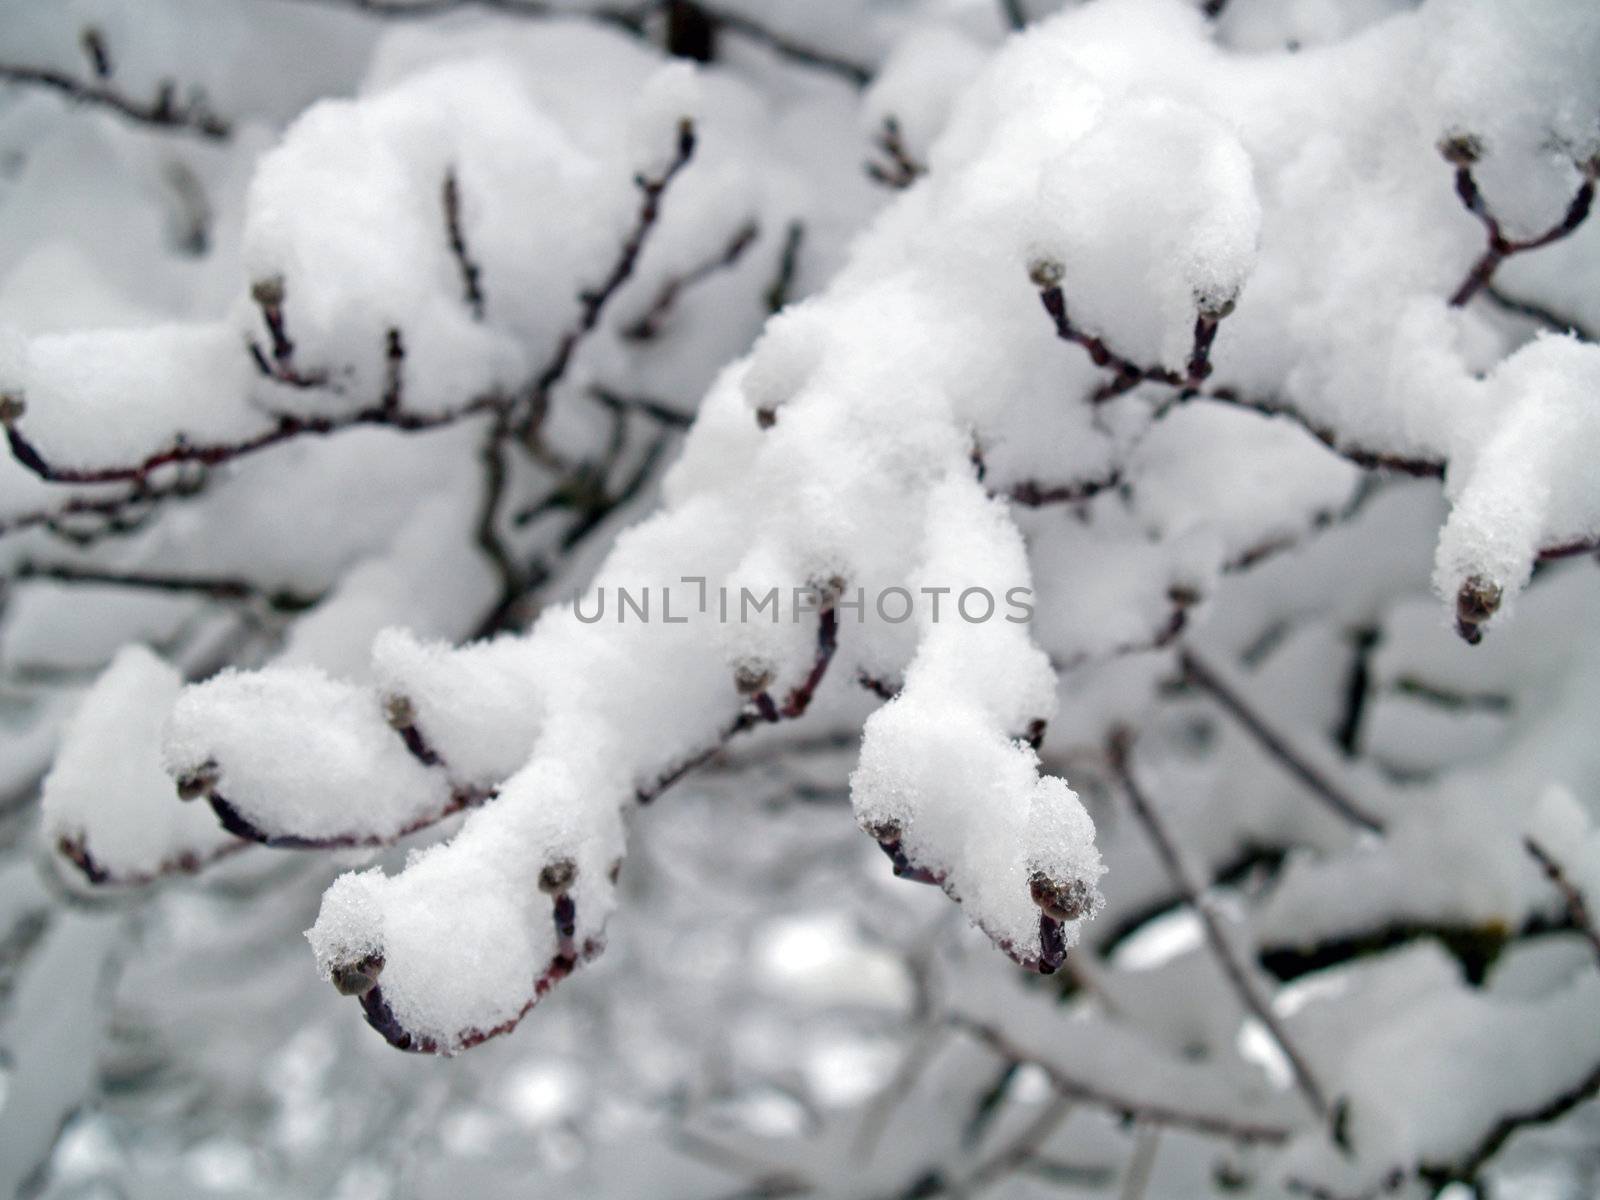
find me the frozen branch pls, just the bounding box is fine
[1001,469,1122,508]
[1485,284,1596,343]
[0,472,209,546]
[515,117,697,442]
[0,339,501,488]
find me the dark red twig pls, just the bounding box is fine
[1442,136,1598,308]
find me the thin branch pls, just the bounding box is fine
[1178,646,1386,834]
[443,171,486,319]
[952,1016,1296,1145]
[0,472,209,546]
[621,220,760,340]
[866,116,924,190]
[1000,469,1122,508]
[765,221,806,314]
[516,118,697,441]
[1107,727,1331,1120]
[1524,837,1600,971]
[0,58,230,140]
[13,561,323,613]
[1033,268,1230,401]
[1484,284,1595,343]
[54,833,250,888]
[1441,136,1598,308]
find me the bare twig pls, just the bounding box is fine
[1524,837,1600,971]
[637,606,840,803]
[54,833,250,888]
[588,386,695,429]
[1001,469,1121,508]
[0,58,230,140]
[1179,647,1386,834]
[1441,136,1598,308]
[13,561,323,613]
[622,219,760,340]
[0,343,500,488]
[1485,284,1595,343]
[0,473,209,546]
[866,116,924,190]
[952,1016,1296,1144]
[516,118,697,441]
[443,171,486,319]
[1107,728,1330,1119]
[700,5,872,85]
[272,0,874,85]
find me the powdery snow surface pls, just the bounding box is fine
[5,0,1600,1193]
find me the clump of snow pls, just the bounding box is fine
[163,665,449,843]
[41,645,237,879]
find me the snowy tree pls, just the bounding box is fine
[2,0,1600,1197]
